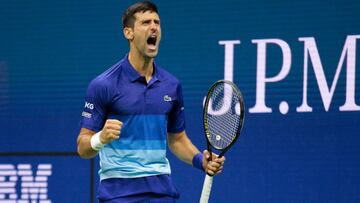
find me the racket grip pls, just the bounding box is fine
[199,174,214,203]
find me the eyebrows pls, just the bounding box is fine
[141,18,160,25]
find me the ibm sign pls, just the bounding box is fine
[0,164,52,203]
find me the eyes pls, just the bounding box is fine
[141,19,160,26]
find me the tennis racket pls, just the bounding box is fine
[199,80,245,203]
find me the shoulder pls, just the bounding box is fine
[88,59,125,91]
[85,60,125,101]
[156,66,181,87]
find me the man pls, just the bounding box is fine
[77,1,225,202]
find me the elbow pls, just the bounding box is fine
[77,147,86,159]
[77,146,93,159]
[167,136,179,152]
[167,142,175,154]
[167,131,187,151]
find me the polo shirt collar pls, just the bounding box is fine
[123,54,161,83]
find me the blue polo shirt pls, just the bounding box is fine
[80,55,184,201]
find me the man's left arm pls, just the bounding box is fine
[167,130,225,175]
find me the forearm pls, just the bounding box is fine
[168,131,201,165]
[77,128,99,159]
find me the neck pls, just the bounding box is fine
[128,51,154,82]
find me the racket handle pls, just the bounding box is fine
[199,174,214,203]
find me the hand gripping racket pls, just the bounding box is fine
[199,80,245,203]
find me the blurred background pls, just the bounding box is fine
[0,0,359,202]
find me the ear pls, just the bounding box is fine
[123,27,134,40]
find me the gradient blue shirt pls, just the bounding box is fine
[80,55,185,181]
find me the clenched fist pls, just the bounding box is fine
[100,119,123,144]
[202,150,225,176]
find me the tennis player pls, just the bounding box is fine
[76,1,225,202]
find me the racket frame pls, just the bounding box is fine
[203,79,245,158]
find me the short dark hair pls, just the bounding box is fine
[122,1,158,28]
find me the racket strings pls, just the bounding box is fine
[206,83,242,149]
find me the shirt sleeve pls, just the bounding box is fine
[167,82,186,133]
[79,78,109,132]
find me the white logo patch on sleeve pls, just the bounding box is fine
[82,111,92,118]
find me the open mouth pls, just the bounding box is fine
[147,36,157,46]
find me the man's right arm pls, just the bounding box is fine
[77,128,98,159]
[77,119,123,159]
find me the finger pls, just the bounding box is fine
[107,119,123,126]
[110,134,120,140]
[203,150,210,160]
[105,121,122,128]
[100,132,118,144]
[209,161,221,168]
[214,157,225,164]
[208,154,221,162]
[208,164,221,172]
[209,165,223,176]
[206,169,215,176]
[107,129,121,136]
[211,152,219,158]
[106,132,119,140]
[106,123,122,131]
[219,156,226,161]
[207,162,220,172]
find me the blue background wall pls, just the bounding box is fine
[0,0,359,202]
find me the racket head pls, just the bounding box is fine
[203,80,245,154]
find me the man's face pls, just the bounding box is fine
[130,11,161,59]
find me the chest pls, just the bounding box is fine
[109,82,177,115]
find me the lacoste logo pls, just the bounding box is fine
[164,95,172,102]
